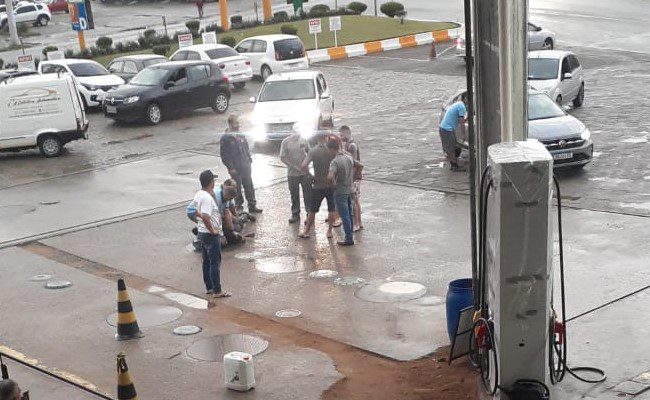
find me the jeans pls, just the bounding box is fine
[232,164,257,209]
[334,192,354,243]
[288,174,313,217]
[198,232,222,293]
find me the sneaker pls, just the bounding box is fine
[249,206,263,213]
[337,240,354,246]
[288,215,300,224]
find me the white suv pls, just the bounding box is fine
[170,44,252,89]
[235,34,308,81]
[0,3,51,28]
[528,50,585,108]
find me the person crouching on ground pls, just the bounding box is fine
[194,170,230,298]
[215,184,246,247]
[299,132,336,239]
[340,125,363,232]
[280,128,312,224]
[438,92,468,172]
[327,139,362,246]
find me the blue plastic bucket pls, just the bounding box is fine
[445,278,474,342]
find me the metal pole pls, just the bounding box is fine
[333,30,337,47]
[463,0,479,308]
[374,0,377,16]
[5,0,20,47]
[262,0,272,21]
[498,0,528,142]
[77,30,86,51]
[162,15,168,37]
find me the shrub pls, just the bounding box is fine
[273,11,289,22]
[137,35,149,48]
[219,35,236,48]
[152,44,170,56]
[185,19,201,37]
[143,29,157,39]
[158,35,172,45]
[230,15,243,29]
[90,46,102,57]
[114,42,125,53]
[64,49,74,58]
[96,36,113,52]
[280,24,298,35]
[42,45,58,58]
[125,41,140,52]
[308,4,330,17]
[347,1,367,14]
[0,59,4,69]
[79,48,92,59]
[202,23,224,34]
[241,19,261,29]
[380,1,404,17]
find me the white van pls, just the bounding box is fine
[0,73,88,157]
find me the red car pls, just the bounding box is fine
[43,0,69,13]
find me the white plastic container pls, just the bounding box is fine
[223,352,256,391]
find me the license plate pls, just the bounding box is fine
[106,105,117,114]
[553,152,573,160]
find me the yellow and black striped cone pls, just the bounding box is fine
[117,352,138,400]
[116,278,143,341]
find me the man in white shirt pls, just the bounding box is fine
[194,170,230,298]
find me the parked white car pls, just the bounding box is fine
[170,44,252,89]
[0,74,88,157]
[455,22,556,60]
[249,71,334,142]
[0,2,51,28]
[38,59,125,108]
[528,50,585,108]
[235,34,308,81]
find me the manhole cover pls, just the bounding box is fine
[355,281,427,303]
[235,251,263,261]
[275,309,302,318]
[30,274,52,281]
[309,269,338,279]
[0,205,36,218]
[107,305,182,328]
[176,170,194,175]
[186,334,268,362]
[39,200,60,205]
[334,276,365,286]
[173,325,202,336]
[256,256,307,273]
[44,280,72,289]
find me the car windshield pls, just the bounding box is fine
[130,68,169,86]
[528,58,558,80]
[258,79,315,102]
[205,47,238,59]
[528,93,565,120]
[68,62,109,77]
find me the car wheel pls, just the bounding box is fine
[37,15,49,26]
[212,93,229,114]
[146,103,162,125]
[542,38,553,50]
[38,134,62,157]
[233,82,245,90]
[573,84,585,108]
[261,65,272,81]
[555,95,562,105]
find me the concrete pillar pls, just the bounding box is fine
[5,0,20,47]
[262,0,272,21]
[220,0,230,31]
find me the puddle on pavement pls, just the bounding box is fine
[186,334,269,362]
[621,136,648,144]
[44,280,72,289]
[355,281,428,303]
[309,269,339,279]
[235,251,264,261]
[176,170,194,175]
[39,200,60,205]
[0,205,36,218]
[255,256,308,273]
[164,292,209,309]
[173,325,202,336]
[275,309,302,318]
[30,274,52,282]
[107,305,182,328]
[334,276,366,286]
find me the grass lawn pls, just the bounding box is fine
[94,16,457,66]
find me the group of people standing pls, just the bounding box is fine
[280,125,363,246]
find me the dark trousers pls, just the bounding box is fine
[288,174,313,217]
[198,232,222,293]
[232,165,256,209]
[335,192,354,243]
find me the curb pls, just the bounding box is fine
[306,26,462,63]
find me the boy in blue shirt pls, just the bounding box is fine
[439,92,468,171]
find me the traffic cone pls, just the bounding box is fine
[115,278,143,341]
[116,352,138,400]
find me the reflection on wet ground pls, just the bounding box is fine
[186,334,269,362]
[107,305,182,328]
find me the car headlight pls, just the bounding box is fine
[81,83,98,91]
[123,96,140,104]
[581,128,591,141]
[294,120,315,139]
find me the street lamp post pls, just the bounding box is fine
[374,0,378,16]
[5,0,20,47]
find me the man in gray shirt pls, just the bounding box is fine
[327,138,357,246]
[280,130,312,224]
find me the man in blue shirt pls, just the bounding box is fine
[439,92,468,171]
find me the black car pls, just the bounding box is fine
[0,69,38,83]
[103,61,231,125]
[107,54,168,82]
